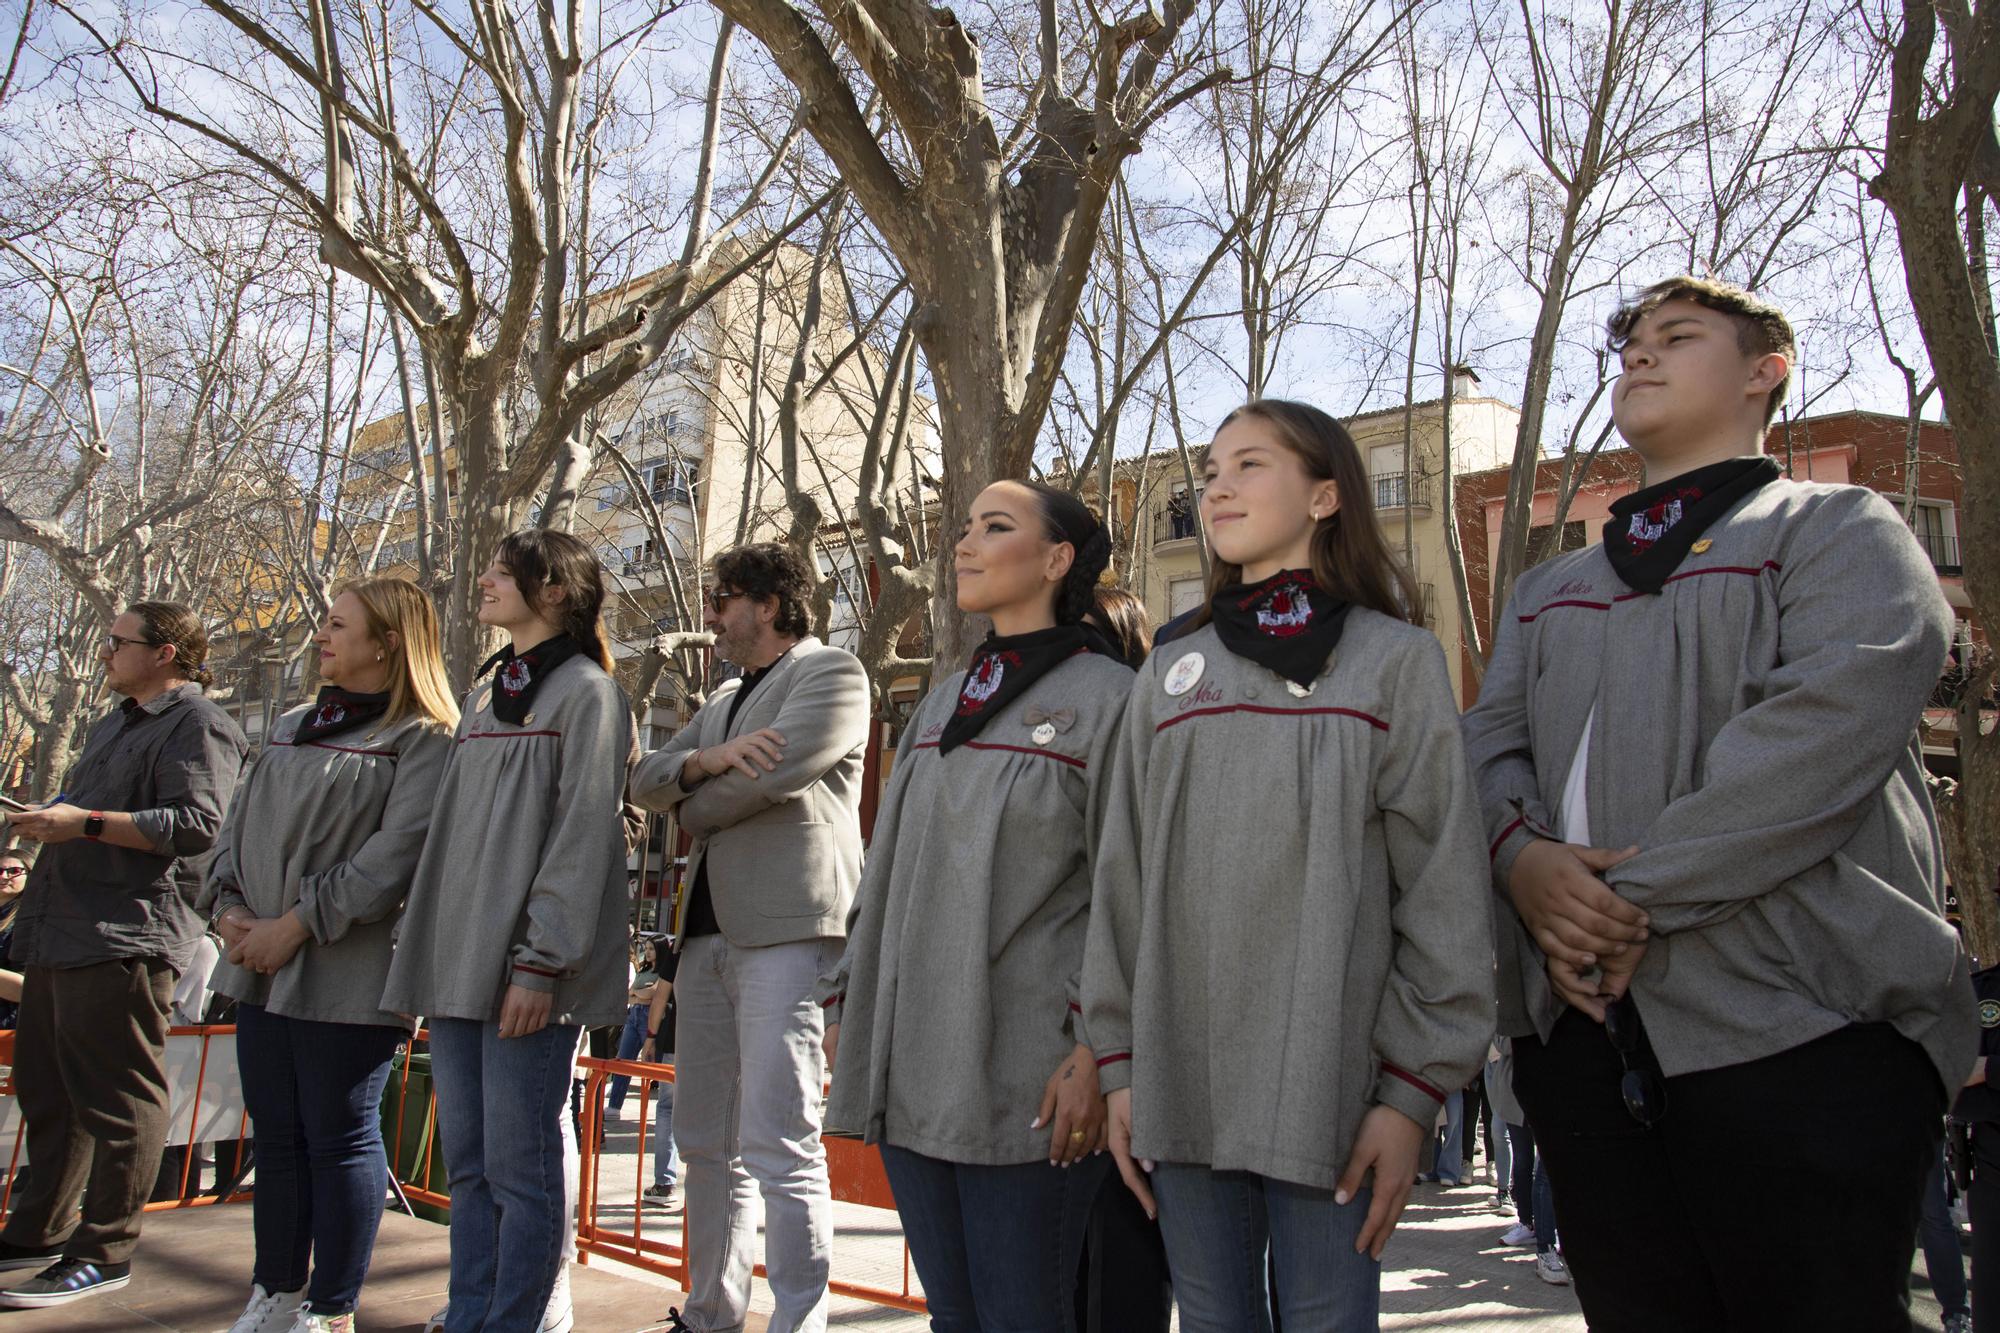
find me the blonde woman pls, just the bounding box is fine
[202,578,458,1333]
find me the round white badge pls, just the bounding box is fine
[1031,722,1056,746]
[1164,652,1206,697]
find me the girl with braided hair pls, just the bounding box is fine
[819,479,1134,1329]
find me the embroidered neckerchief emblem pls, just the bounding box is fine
[499,658,533,696]
[1254,581,1313,637]
[311,702,347,729]
[958,651,1019,712]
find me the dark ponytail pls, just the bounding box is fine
[494,528,614,671]
[1017,480,1113,625]
[126,601,213,688]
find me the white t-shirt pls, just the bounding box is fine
[1558,706,1597,847]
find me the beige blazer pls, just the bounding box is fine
[631,637,870,948]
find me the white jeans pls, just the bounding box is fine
[673,934,837,1333]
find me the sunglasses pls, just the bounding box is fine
[0,867,24,879]
[1605,996,1667,1127]
[702,590,747,614]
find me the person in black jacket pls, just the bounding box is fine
[1954,963,2000,1332]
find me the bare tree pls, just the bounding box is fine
[1869,0,2000,962]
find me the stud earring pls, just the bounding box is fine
[376,652,385,662]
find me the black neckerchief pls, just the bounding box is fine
[1603,456,1780,594]
[1208,569,1350,689]
[938,625,1091,754]
[478,633,582,724]
[293,686,391,745]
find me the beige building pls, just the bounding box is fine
[1112,372,1517,702]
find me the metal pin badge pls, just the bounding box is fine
[522,713,536,727]
[1691,539,1713,555]
[1286,680,1314,698]
[1032,722,1056,746]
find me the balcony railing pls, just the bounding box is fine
[1915,529,1961,575]
[1372,471,1434,511]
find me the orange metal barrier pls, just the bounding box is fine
[0,1026,924,1315]
[0,1026,255,1220]
[571,1053,926,1314]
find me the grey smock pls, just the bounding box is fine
[822,650,1133,1164]
[1082,608,1496,1190]
[1463,479,1976,1090]
[199,705,451,1027]
[381,654,636,1028]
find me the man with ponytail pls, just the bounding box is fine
[0,601,248,1309]
[631,541,870,1333]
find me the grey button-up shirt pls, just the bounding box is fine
[11,683,249,971]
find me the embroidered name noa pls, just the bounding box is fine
[957,650,1022,714]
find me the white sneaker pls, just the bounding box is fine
[1535,1250,1572,1286]
[423,1305,447,1333]
[289,1312,355,1332]
[542,1266,575,1333]
[225,1285,306,1333]
[1499,1222,1535,1247]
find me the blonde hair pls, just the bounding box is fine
[332,577,460,731]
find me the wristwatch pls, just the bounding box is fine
[83,811,105,840]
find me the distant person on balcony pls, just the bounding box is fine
[381,530,637,1333]
[0,601,248,1310]
[1462,275,1973,1331]
[1083,400,1494,1329]
[201,577,457,1333]
[630,541,869,1333]
[822,483,1130,1329]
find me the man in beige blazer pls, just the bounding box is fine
[630,542,869,1333]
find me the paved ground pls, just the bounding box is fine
[13,1108,1956,1332]
[588,1107,1961,1331]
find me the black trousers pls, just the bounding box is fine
[1514,1008,1941,1333]
[1969,1122,2000,1331]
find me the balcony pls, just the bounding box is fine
[1372,471,1433,512]
[1154,497,1202,546]
[1915,530,1961,576]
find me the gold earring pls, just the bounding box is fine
[376,652,384,662]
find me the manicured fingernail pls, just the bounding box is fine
[1581,954,1595,966]
[1335,1189,1352,1205]
[1141,1159,1155,1171]
[1030,1118,1042,1129]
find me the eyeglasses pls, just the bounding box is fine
[702,590,747,614]
[102,633,160,653]
[1605,995,1666,1127]
[0,867,22,879]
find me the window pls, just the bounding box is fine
[1169,577,1204,617]
[645,460,695,507]
[1526,520,1588,567]
[1908,501,1959,573]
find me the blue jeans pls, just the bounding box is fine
[1151,1164,1379,1332]
[429,1018,579,1333]
[607,1004,648,1111]
[1435,1091,1465,1185]
[650,1074,680,1189]
[1504,1122,1557,1253]
[1920,1145,1968,1318]
[235,1005,402,1314]
[1491,1111,1513,1195]
[880,1144,1106,1333]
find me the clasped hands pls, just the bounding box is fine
[215,906,311,975]
[1507,837,1648,1022]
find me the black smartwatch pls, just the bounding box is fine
[83,811,105,840]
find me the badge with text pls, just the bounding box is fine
[1164,652,1205,696]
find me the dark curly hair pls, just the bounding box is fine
[714,542,815,639]
[1013,480,1112,626]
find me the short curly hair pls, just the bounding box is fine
[713,542,815,638]
[1607,276,1796,426]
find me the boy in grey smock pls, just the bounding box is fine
[1462,276,1976,1332]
